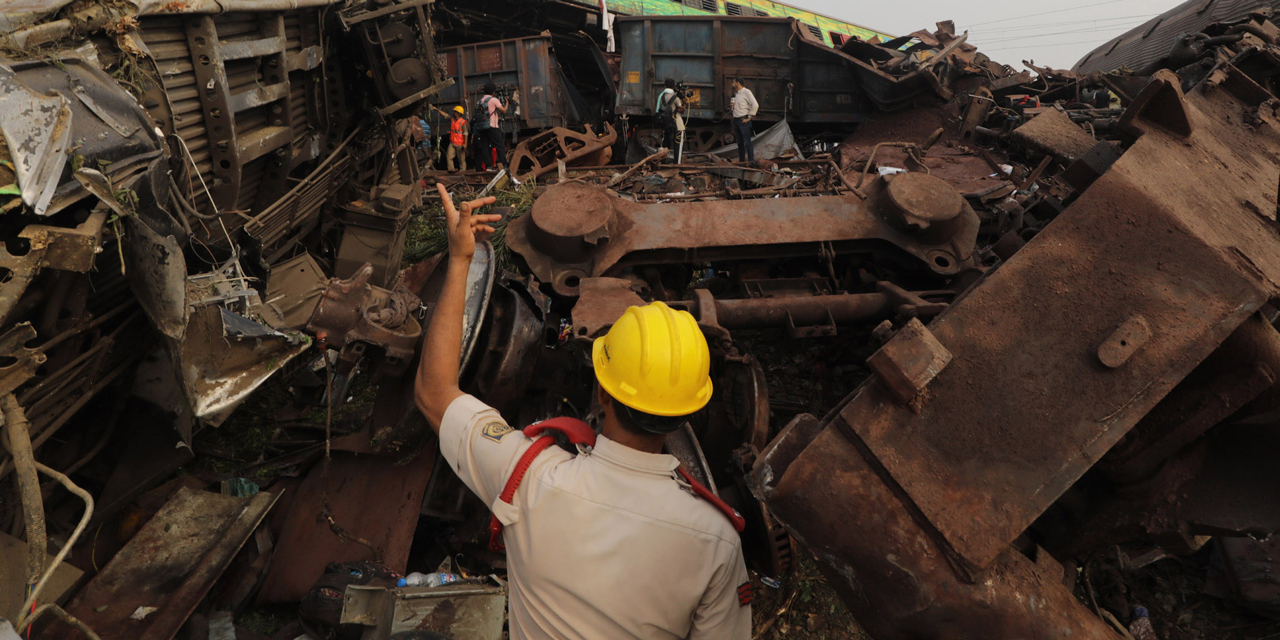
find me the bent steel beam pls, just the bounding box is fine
[507,174,980,297]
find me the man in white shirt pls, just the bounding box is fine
[414,184,753,639]
[729,77,758,163]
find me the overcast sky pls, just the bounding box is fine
[787,0,1184,69]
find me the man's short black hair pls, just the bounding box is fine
[664,78,675,88]
[608,392,688,435]
[483,82,496,95]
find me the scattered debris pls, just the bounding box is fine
[4,1,1280,638]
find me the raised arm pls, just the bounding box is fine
[414,184,501,431]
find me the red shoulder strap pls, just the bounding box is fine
[488,418,746,551]
[489,418,594,551]
[677,467,746,532]
[524,417,596,446]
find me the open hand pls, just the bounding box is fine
[438,183,501,261]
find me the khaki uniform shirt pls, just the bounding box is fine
[440,394,752,639]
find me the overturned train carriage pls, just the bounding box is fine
[753,30,1280,640]
[6,1,1280,638]
[0,0,446,443]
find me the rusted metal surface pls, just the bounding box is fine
[829,80,1273,573]
[507,123,618,182]
[437,35,596,130]
[0,324,45,397]
[507,178,979,296]
[615,17,871,123]
[257,451,435,604]
[1010,107,1099,162]
[752,414,1122,639]
[0,208,109,326]
[748,47,1280,637]
[1099,314,1280,484]
[864,317,951,404]
[576,277,948,340]
[52,487,278,640]
[333,184,418,288]
[306,263,424,375]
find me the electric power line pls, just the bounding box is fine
[968,13,1158,34]
[983,35,1126,52]
[974,21,1147,45]
[968,0,1134,28]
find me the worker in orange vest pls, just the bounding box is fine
[415,185,752,639]
[432,104,469,173]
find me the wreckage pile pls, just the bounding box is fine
[4,1,1280,638]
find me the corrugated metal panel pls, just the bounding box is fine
[1073,0,1275,73]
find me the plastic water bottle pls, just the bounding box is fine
[398,572,459,588]
[1128,606,1159,640]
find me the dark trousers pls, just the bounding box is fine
[661,124,677,157]
[483,128,506,168]
[733,118,754,162]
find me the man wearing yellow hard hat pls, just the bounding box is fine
[430,103,470,173]
[416,185,751,639]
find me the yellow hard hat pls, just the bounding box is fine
[592,301,713,417]
[453,105,465,114]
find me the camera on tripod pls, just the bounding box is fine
[674,81,695,100]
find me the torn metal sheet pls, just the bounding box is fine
[0,209,109,327]
[2,56,164,216]
[53,487,278,640]
[122,212,189,341]
[0,64,71,215]
[179,261,310,424]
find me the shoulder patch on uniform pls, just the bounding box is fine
[480,420,515,442]
[737,581,752,607]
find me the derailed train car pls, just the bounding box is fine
[6,1,1280,638]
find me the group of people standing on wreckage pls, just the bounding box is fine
[414,76,760,173]
[415,82,511,173]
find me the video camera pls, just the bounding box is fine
[674,81,695,100]
[492,83,516,101]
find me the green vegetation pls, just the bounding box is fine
[403,179,538,272]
